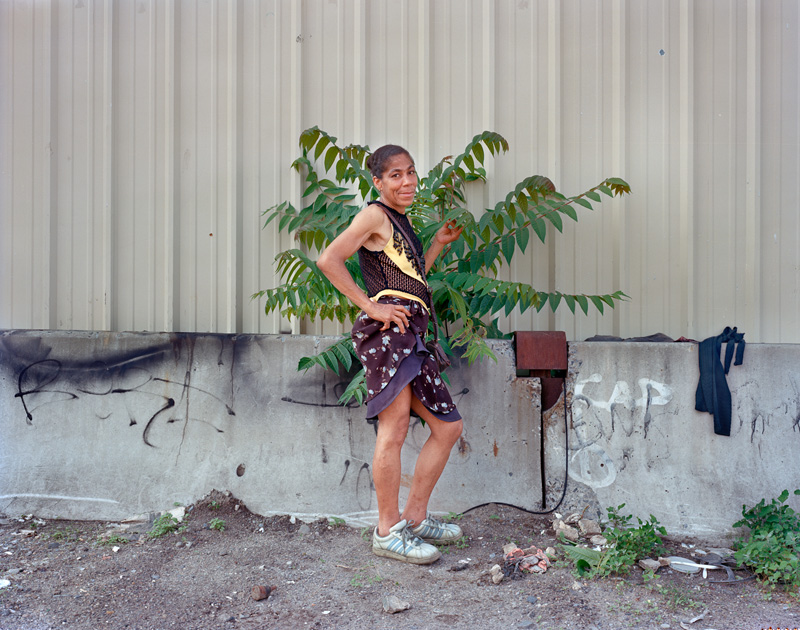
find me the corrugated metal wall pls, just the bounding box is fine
[2,0,798,342]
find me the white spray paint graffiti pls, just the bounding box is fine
[569,373,673,488]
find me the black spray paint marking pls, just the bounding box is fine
[15,360,78,424]
[643,384,654,439]
[339,459,350,485]
[356,463,373,512]
[14,355,231,448]
[281,396,346,408]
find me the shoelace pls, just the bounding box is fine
[424,515,447,531]
[397,523,423,551]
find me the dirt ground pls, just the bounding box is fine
[1,492,797,630]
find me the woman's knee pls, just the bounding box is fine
[434,418,463,445]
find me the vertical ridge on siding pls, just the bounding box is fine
[224,0,239,333]
[148,0,159,332]
[547,0,562,336]
[610,0,626,339]
[679,0,695,339]
[208,0,219,332]
[0,1,12,326]
[162,0,177,332]
[99,0,113,331]
[288,0,302,335]
[44,0,57,330]
[744,0,761,340]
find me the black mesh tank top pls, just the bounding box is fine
[358,201,431,310]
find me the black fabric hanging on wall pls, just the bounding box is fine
[695,326,746,436]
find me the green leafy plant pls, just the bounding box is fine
[561,504,667,578]
[209,501,220,511]
[328,517,346,527]
[254,127,631,404]
[453,534,469,550]
[208,517,226,532]
[733,489,800,589]
[98,533,130,546]
[647,582,704,611]
[148,513,185,539]
[48,528,79,542]
[350,570,383,588]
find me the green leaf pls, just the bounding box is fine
[531,217,547,243]
[515,226,530,254]
[544,209,563,232]
[299,127,319,152]
[501,234,515,264]
[473,142,484,165]
[324,146,338,172]
[337,368,366,406]
[313,135,331,161]
[562,205,579,222]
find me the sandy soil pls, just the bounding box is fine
[1,492,798,630]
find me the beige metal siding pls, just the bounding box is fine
[2,0,798,342]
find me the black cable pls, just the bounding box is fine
[462,377,569,516]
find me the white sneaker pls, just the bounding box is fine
[372,519,441,564]
[410,514,463,544]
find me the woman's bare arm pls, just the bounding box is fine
[317,206,412,332]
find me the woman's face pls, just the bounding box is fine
[374,153,417,211]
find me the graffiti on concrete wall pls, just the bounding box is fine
[8,337,236,448]
[569,373,673,488]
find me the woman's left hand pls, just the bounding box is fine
[434,220,464,246]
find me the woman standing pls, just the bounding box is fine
[317,144,465,564]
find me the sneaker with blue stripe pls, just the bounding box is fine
[410,514,463,544]
[372,519,441,564]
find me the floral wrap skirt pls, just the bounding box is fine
[351,296,461,422]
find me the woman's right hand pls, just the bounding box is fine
[366,301,411,333]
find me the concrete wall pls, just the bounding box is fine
[2,331,798,539]
[547,341,800,541]
[0,331,540,526]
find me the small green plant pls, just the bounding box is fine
[733,489,800,590]
[489,514,500,520]
[208,518,226,532]
[445,512,463,522]
[647,582,704,611]
[561,504,667,578]
[360,527,371,541]
[329,517,346,527]
[148,513,185,539]
[350,571,383,588]
[98,533,130,546]
[209,501,220,510]
[435,534,469,553]
[453,534,469,549]
[48,529,73,541]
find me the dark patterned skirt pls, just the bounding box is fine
[351,295,461,422]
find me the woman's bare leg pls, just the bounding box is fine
[373,384,414,536]
[401,396,463,525]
